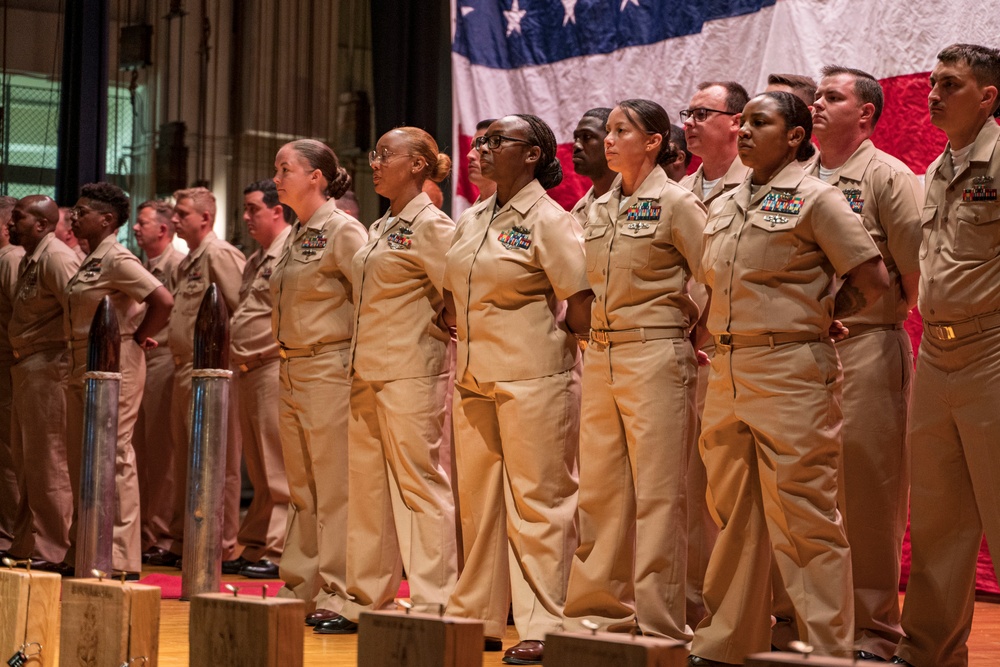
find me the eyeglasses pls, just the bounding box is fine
[368,149,412,167]
[679,107,737,123]
[71,205,96,219]
[473,135,534,151]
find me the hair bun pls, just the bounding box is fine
[537,158,563,190]
[327,167,352,199]
[430,153,453,183]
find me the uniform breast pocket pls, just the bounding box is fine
[613,223,658,269]
[292,248,325,264]
[182,280,207,312]
[703,214,735,275]
[918,206,936,261]
[584,224,609,271]
[744,212,800,271]
[953,202,1000,261]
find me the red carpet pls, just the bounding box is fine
[138,573,412,601]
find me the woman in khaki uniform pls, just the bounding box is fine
[64,182,174,576]
[564,99,706,641]
[270,140,368,621]
[315,128,458,634]
[443,114,592,665]
[688,92,888,665]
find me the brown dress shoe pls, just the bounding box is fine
[502,640,544,665]
[305,609,338,626]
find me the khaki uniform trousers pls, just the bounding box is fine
[276,348,351,613]
[565,338,695,640]
[0,358,19,550]
[165,360,242,559]
[896,330,1000,667]
[692,342,854,662]
[771,328,911,658]
[235,358,288,562]
[340,371,458,620]
[447,367,580,641]
[65,341,145,572]
[687,343,718,628]
[134,347,177,551]
[9,349,73,562]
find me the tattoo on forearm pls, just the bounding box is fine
[835,281,867,318]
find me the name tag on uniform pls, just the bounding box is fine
[842,188,864,214]
[301,231,328,255]
[625,200,661,221]
[964,176,997,201]
[760,192,803,214]
[387,226,413,250]
[498,225,532,250]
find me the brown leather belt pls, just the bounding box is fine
[590,327,687,346]
[278,340,348,359]
[924,311,1000,341]
[840,322,903,339]
[715,331,826,349]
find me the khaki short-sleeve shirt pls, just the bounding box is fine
[65,235,162,345]
[810,139,922,326]
[444,179,589,383]
[270,198,367,349]
[143,244,184,348]
[700,162,880,337]
[230,225,291,364]
[918,119,1000,324]
[10,233,80,357]
[586,166,707,331]
[350,192,456,380]
[680,159,751,208]
[167,231,246,361]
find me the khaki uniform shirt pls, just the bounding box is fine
[699,162,880,336]
[570,186,597,229]
[230,226,290,364]
[810,139,922,326]
[9,233,80,358]
[680,158,751,208]
[144,245,184,348]
[444,179,589,383]
[350,192,455,381]
[0,244,26,361]
[65,235,162,345]
[918,119,1000,324]
[270,198,367,349]
[167,231,246,361]
[586,166,707,331]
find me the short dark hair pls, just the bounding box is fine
[582,107,612,126]
[617,98,678,166]
[698,81,750,114]
[476,118,497,132]
[820,65,885,127]
[670,124,691,168]
[937,43,1000,116]
[243,179,293,223]
[80,181,130,227]
[767,73,818,105]
[512,113,563,189]
[759,91,815,162]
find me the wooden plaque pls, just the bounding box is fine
[189,592,304,667]
[544,631,688,667]
[59,579,160,667]
[745,652,859,666]
[0,569,61,667]
[357,610,483,667]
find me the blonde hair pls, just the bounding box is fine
[173,186,216,219]
[393,127,452,183]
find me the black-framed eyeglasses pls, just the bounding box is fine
[679,107,737,123]
[71,205,96,219]
[473,134,534,151]
[368,149,412,167]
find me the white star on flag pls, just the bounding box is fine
[620,0,640,10]
[460,5,474,16]
[562,0,577,25]
[504,0,527,36]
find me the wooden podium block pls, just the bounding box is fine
[357,610,483,667]
[0,569,61,667]
[745,652,858,666]
[59,578,160,667]
[543,631,688,667]
[189,592,304,667]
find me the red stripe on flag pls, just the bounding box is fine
[871,72,947,174]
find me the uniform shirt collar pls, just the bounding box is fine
[814,139,876,183]
[25,231,57,264]
[376,191,433,233]
[302,198,339,231]
[186,230,218,262]
[266,225,292,259]
[499,179,547,216]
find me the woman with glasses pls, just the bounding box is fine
[562,99,707,641]
[64,181,174,577]
[270,139,368,623]
[443,114,592,665]
[313,128,459,634]
[689,92,887,664]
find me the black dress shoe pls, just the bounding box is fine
[29,559,75,577]
[240,559,279,579]
[484,637,503,651]
[502,640,544,665]
[112,571,141,582]
[688,656,742,667]
[146,548,181,567]
[890,658,914,666]
[306,609,338,626]
[313,614,359,635]
[856,650,888,661]
[222,556,253,575]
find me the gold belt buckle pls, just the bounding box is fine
[591,330,609,345]
[238,362,250,372]
[279,348,289,359]
[718,334,733,346]
[932,324,956,340]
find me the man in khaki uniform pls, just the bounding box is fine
[893,44,1000,667]
[132,200,185,560]
[773,66,921,661]
[569,108,615,228]
[765,73,818,107]
[678,80,750,627]
[229,180,291,578]
[5,195,80,571]
[154,187,245,566]
[0,196,25,553]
